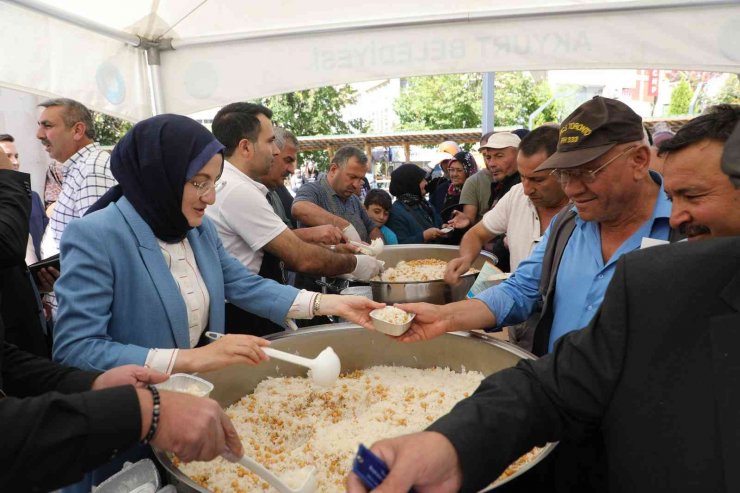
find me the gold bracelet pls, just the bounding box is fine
[313,293,322,316]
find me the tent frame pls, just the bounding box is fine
[6,0,737,118]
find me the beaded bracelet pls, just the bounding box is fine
[312,293,322,317]
[141,384,160,445]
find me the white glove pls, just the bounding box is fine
[348,255,385,280]
[342,224,363,243]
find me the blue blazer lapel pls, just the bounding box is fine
[117,198,191,348]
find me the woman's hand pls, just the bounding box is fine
[177,334,270,373]
[318,294,384,330]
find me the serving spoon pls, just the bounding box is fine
[204,332,341,387]
[222,449,317,493]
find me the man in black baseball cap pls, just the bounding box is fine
[383,96,675,491]
[535,95,645,171]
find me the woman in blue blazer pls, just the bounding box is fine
[386,163,447,244]
[52,114,382,491]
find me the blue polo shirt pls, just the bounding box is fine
[476,171,673,352]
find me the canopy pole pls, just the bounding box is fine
[144,46,165,116]
[482,73,495,134]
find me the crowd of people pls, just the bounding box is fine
[1,93,739,493]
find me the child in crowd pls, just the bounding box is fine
[364,189,398,245]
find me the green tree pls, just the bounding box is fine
[92,112,132,146]
[395,72,559,132]
[492,72,560,127]
[255,85,368,169]
[668,78,694,115]
[395,74,482,131]
[713,74,740,104]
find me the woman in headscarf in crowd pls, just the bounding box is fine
[439,151,478,245]
[440,151,478,223]
[386,163,446,244]
[52,114,382,491]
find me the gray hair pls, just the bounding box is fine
[331,146,368,169]
[38,98,96,140]
[274,127,299,151]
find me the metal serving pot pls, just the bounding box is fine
[368,244,496,304]
[154,324,556,492]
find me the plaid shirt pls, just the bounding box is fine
[49,143,116,247]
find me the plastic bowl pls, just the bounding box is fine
[369,308,415,336]
[156,373,214,398]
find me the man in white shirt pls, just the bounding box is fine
[207,102,382,335]
[446,125,568,280]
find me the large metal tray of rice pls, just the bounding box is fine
[154,324,556,492]
[366,244,497,305]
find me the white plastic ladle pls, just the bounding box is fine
[264,346,341,387]
[204,332,341,387]
[223,450,317,493]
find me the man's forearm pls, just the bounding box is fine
[458,224,491,264]
[292,201,349,228]
[445,299,497,332]
[287,245,357,276]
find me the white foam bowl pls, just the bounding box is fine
[369,308,415,336]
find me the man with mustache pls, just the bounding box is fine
[36,98,115,257]
[662,104,740,239]
[392,97,677,491]
[399,97,674,356]
[446,125,567,276]
[292,145,382,244]
[208,105,383,336]
[347,114,740,493]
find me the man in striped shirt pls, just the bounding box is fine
[37,98,116,257]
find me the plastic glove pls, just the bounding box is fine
[349,255,385,280]
[343,224,363,243]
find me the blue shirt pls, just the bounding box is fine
[476,171,673,352]
[380,225,399,245]
[294,177,377,242]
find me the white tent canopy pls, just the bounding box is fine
[1,0,739,122]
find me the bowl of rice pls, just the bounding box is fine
[154,324,556,492]
[155,373,214,398]
[369,306,414,336]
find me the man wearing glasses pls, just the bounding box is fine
[398,97,672,354]
[386,96,675,491]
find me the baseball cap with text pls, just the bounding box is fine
[535,96,644,171]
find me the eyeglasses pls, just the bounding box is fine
[551,145,637,185]
[190,179,226,197]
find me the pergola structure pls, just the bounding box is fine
[298,117,693,159]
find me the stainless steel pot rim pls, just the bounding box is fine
[157,324,556,492]
[265,323,538,361]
